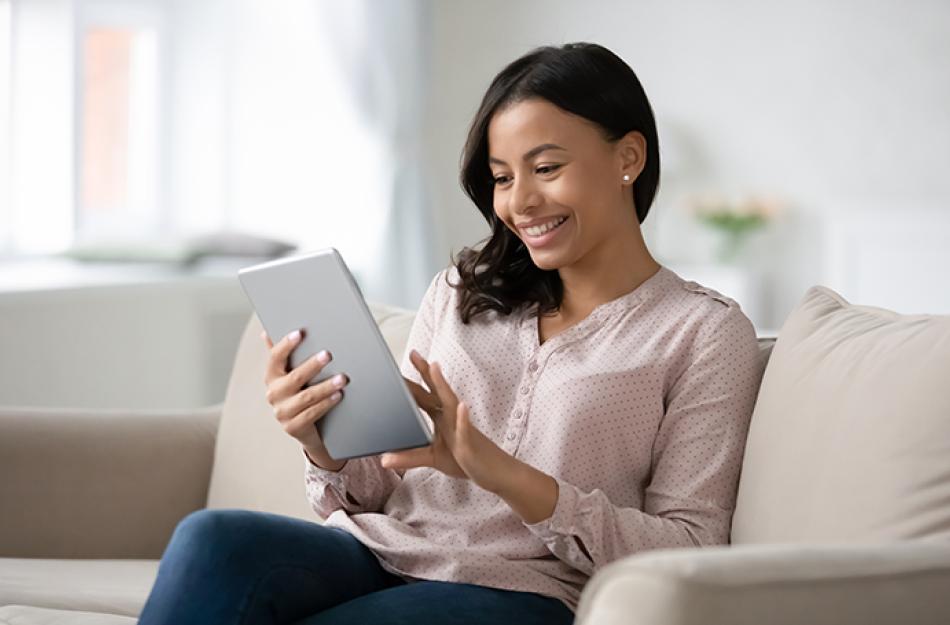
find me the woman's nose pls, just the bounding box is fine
[509,177,542,214]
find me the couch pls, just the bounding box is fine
[1,286,949,624]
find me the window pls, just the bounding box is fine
[78,25,160,237]
[75,0,164,242]
[4,0,166,255]
[2,0,402,290]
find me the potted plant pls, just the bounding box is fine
[686,193,782,263]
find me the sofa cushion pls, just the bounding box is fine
[0,606,136,625]
[731,286,950,543]
[205,304,417,519]
[0,559,156,617]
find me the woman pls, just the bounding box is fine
[139,42,762,625]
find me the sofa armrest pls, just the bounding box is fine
[0,403,220,559]
[575,540,950,625]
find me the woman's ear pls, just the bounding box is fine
[618,130,647,184]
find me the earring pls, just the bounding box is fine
[622,174,631,182]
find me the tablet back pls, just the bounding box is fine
[237,248,432,460]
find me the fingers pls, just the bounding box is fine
[259,328,348,451]
[263,328,305,385]
[380,446,434,471]
[410,351,450,409]
[428,362,459,423]
[275,371,349,424]
[409,350,438,396]
[282,384,345,438]
[455,401,470,436]
[409,351,461,432]
[269,349,335,402]
[403,377,441,415]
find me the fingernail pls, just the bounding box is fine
[260,330,267,341]
[329,391,342,402]
[316,350,330,364]
[332,374,346,388]
[287,329,301,343]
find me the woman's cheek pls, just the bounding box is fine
[492,192,508,222]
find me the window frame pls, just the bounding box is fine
[73,0,169,243]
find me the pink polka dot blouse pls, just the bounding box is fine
[304,264,764,612]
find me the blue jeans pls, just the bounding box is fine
[138,509,575,625]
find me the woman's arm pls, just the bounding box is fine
[510,307,764,574]
[493,458,559,524]
[304,270,445,516]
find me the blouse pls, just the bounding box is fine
[304,264,764,612]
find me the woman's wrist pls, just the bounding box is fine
[303,445,347,472]
[492,455,559,525]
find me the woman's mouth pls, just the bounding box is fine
[521,215,569,248]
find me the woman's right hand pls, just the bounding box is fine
[261,328,349,471]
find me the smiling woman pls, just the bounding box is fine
[454,43,661,328]
[138,42,764,625]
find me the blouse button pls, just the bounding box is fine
[520,386,529,395]
[513,409,523,419]
[506,432,517,441]
[528,361,538,372]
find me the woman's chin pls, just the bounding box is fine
[528,250,567,272]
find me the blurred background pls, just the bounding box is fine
[1,0,949,410]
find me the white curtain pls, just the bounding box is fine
[3,0,439,307]
[313,0,439,308]
[224,0,437,308]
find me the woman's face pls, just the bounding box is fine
[487,98,644,272]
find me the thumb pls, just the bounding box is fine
[455,401,470,440]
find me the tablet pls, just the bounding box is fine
[237,248,433,460]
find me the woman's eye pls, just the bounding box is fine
[536,164,562,175]
[493,175,512,185]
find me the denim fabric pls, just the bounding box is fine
[138,509,574,625]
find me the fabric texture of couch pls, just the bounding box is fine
[2,289,949,624]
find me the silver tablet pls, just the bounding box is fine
[237,248,433,460]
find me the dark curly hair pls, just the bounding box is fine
[449,42,660,324]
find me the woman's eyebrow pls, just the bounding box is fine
[489,143,567,166]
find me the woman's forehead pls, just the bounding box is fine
[488,99,600,156]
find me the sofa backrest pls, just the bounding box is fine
[205,304,416,520]
[732,286,950,544]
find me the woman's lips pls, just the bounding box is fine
[521,215,569,248]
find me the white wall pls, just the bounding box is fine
[4,1,948,410]
[422,0,950,328]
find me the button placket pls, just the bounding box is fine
[508,343,544,453]
[508,399,526,442]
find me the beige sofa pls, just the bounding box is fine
[2,288,949,624]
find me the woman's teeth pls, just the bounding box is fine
[525,216,567,237]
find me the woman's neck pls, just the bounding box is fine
[553,225,660,320]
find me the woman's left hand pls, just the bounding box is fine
[381,349,512,494]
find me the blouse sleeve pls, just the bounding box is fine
[523,306,763,575]
[304,269,445,517]
[304,451,401,517]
